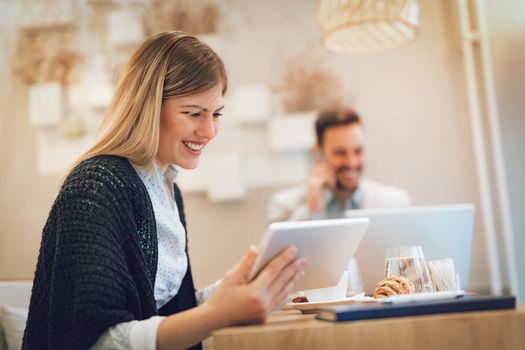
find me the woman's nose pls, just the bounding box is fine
[196,116,217,139]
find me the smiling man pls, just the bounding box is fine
[267,108,411,223]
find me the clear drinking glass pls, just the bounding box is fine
[384,246,434,293]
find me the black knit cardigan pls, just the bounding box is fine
[23,155,201,350]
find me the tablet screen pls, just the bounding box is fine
[248,218,369,291]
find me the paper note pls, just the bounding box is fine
[81,56,113,108]
[231,85,270,123]
[207,152,246,201]
[28,82,63,127]
[268,111,316,151]
[36,130,92,176]
[108,10,144,46]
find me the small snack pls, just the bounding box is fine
[373,275,413,298]
[292,296,309,303]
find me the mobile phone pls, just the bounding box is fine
[313,148,324,163]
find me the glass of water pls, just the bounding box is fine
[384,246,434,293]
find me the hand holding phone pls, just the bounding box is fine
[307,148,336,212]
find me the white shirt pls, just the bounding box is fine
[139,164,188,309]
[90,163,219,350]
[267,178,411,223]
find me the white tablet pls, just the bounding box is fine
[247,218,369,291]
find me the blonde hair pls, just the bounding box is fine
[64,31,227,181]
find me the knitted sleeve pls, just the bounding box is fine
[23,157,156,350]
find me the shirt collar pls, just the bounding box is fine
[133,162,178,183]
[325,181,363,209]
[164,164,178,184]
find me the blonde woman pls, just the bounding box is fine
[23,32,306,350]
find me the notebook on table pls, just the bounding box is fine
[316,295,516,322]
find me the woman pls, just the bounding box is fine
[23,32,306,350]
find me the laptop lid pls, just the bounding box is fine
[345,204,474,295]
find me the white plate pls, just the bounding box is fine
[287,294,376,314]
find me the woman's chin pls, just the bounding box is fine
[177,160,200,170]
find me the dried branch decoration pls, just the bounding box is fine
[276,56,343,113]
[142,0,220,36]
[12,28,82,85]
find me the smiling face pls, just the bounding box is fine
[321,123,366,192]
[157,83,224,170]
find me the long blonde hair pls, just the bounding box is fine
[64,31,227,181]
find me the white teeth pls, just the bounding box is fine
[183,142,204,151]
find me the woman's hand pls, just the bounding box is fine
[203,246,306,327]
[156,246,305,350]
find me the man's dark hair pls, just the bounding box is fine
[315,109,361,146]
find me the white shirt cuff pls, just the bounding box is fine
[195,279,222,305]
[130,316,165,350]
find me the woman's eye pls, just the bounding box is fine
[182,111,201,118]
[213,113,222,119]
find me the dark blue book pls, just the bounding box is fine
[316,295,516,322]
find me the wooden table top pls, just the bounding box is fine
[212,302,525,350]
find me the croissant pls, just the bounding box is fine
[373,275,413,298]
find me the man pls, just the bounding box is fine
[268,109,411,223]
[267,109,411,293]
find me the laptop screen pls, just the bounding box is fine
[345,204,474,295]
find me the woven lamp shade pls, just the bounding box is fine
[318,0,420,54]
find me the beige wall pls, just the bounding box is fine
[2,0,521,296]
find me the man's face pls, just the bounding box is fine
[320,123,365,192]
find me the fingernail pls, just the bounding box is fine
[290,246,298,255]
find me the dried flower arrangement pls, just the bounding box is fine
[12,29,82,85]
[276,57,343,114]
[142,0,220,36]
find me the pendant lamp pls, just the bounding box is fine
[318,0,420,54]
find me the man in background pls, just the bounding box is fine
[267,108,411,292]
[268,108,411,222]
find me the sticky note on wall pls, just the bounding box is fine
[29,82,63,127]
[231,85,270,123]
[207,152,246,202]
[268,111,316,151]
[108,10,144,46]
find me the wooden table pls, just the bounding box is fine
[212,303,525,350]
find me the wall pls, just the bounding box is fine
[1,0,515,295]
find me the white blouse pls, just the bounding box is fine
[137,164,188,309]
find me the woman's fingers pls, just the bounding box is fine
[253,246,297,289]
[269,268,305,310]
[267,257,306,298]
[224,246,258,282]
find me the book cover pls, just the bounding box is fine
[316,295,516,322]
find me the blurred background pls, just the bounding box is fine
[0,0,523,299]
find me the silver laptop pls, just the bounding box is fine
[345,204,474,295]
